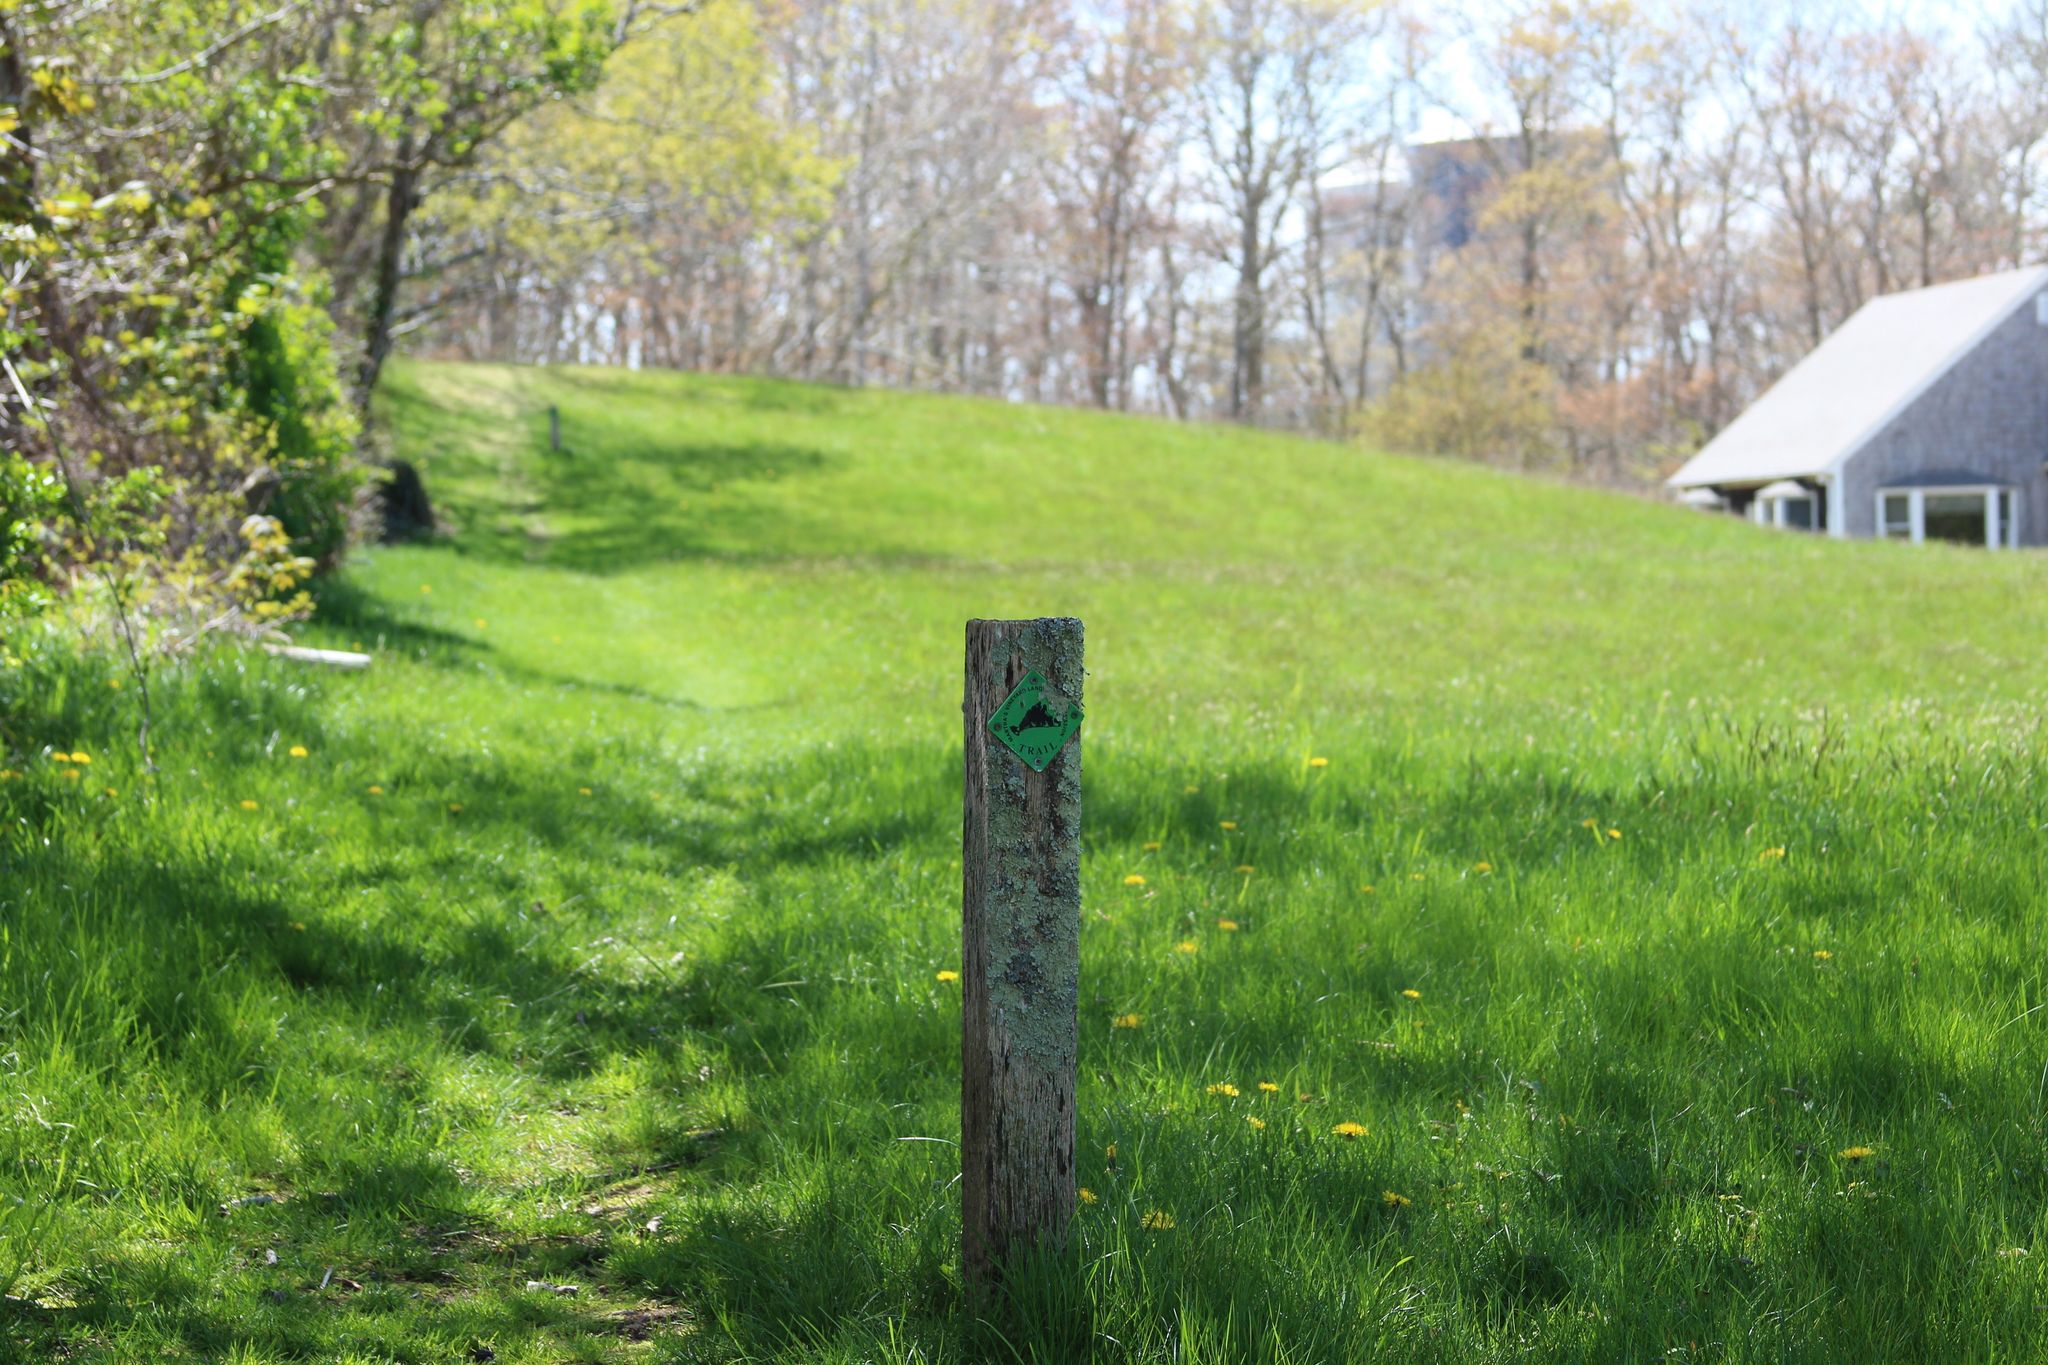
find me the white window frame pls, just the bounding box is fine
[1754,489,1818,531]
[1873,485,2017,548]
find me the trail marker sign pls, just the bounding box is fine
[962,619,1082,1294]
[986,669,1083,772]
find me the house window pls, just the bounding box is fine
[1923,493,1986,545]
[1875,484,2015,548]
[1754,480,1820,532]
[1880,493,1913,539]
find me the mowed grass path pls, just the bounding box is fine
[5,360,2048,1362]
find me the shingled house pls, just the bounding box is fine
[1669,265,2048,547]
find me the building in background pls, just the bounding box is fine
[1667,266,2048,547]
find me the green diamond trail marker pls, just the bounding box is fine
[987,669,1082,772]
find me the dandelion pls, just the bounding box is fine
[1839,1145,1875,1161]
[1141,1210,1175,1231]
[1382,1190,1412,1208]
[1473,861,1494,874]
[1362,884,1376,894]
[103,787,116,798]
[289,921,306,932]
[1235,864,1255,874]
[1308,756,1330,768]
[1581,817,1598,830]
[419,584,432,594]
[1812,949,1833,961]
[474,618,487,629]
[1400,988,1421,1001]
[50,752,72,763]
[1184,784,1201,794]
[578,787,593,796]
[1174,940,1199,954]
[1759,846,1787,861]
[1410,872,1424,881]
[1142,841,1162,852]
[0,769,16,780]
[1257,1081,1280,1094]
[1123,874,1147,886]
[239,799,259,810]
[70,751,90,765]
[1105,1144,1116,1160]
[1078,1188,1099,1205]
[1297,1093,1316,1103]
[448,803,463,814]
[1112,1013,1142,1029]
[1332,1121,1368,1138]
[286,745,307,759]
[1207,1083,1240,1098]
[1219,820,1238,830]
[107,677,121,690]
[1216,918,1239,932]
[59,768,79,780]
[1246,1116,1266,1130]
[366,785,385,796]
[936,970,960,983]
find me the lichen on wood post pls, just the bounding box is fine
[962,617,1082,1292]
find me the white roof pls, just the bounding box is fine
[1669,265,2048,488]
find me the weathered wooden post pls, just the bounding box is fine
[962,618,1084,1292]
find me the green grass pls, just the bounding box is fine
[5,359,2048,1361]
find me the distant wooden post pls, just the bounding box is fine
[962,617,1083,1292]
[547,405,562,453]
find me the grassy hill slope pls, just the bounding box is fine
[3,361,2047,1363]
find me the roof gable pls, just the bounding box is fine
[1669,266,2048,488]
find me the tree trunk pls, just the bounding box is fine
[357,140,420,410]
[961,617,1082,1294]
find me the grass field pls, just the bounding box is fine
[6,359,2048,1362]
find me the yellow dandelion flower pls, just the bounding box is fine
[1400,989,1421,1001]
[1184,784,1200,795]
[1105,1144,1117,1159]
[1607,828,1622,840]
[59,768,80,780]
[238,799,259,810]
[447,803,463,814]
[1141,1210,1175,1231]
[1839,1145,1875,1161]
[1257,1081,1280,1094]
[1220,820,1238,830]
[1813,949,1832,961]
[103,787,116,797]
[578,786,593,796]
[289,921,306,932]
[49,752,72,763]
[1410,872,1424,881]
[1216,918,1239,931]
[1112,1013,1142,1029]
[1142,840,1162,852]
[1581,817,1599,829]
[1382,1190,1411,1208]
[1235,864,1255,874]
[1332,1121,1368,1138]
[1759,846,1787,861]
[419,584,432,594]
[367,784,385,795]
[107,677,121,690]
[1246,1115,1266,1130]
[287,745,308,759]
[70,751,90,765]
[1308,756,1330,768]
[1473,861,1493,873]
[935,970,960,983]
[1078,1187,1098,1205]
[1362,884,1375,894]
[1123,874,1147,886]
[1174,940,1199,954]
[1207,1083,1240,1098]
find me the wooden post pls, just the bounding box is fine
[962,618,1083,1292]
[547,404,562,453]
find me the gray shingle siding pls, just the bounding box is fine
[1840,289,2048,542]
